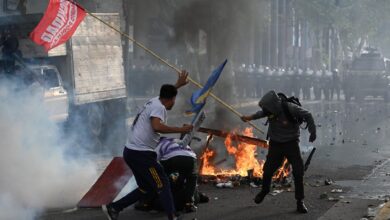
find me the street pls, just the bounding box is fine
[2,1,390,220]
[39,98,390,220]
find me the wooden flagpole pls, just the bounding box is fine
[68,0,264,134]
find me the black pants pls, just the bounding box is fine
[161,156,198,210]
[261,140,304,201]
[111,148,175,219]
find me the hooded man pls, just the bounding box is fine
[241,90,316,213]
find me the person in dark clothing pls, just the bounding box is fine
[158,137,198,212]
[102,71,193,220]
[0,29,19,74]
[135,137,207,213]
[241,90,316,214]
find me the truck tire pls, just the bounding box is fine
[87,103,103,136]
[65,104,103,152]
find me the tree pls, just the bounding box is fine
[292,0,390,59]
[333,0,382,57]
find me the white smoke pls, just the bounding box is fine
[0,76,98,220]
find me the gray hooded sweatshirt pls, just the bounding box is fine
[253,90,316,143]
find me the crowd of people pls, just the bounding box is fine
[129,63,343,101]
[234,64,342,101]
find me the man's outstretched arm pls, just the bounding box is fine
[174,70,189,89]
[241,110,266,122]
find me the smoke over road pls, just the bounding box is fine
[0,76,98,220]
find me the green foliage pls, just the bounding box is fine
[292,0,390,53]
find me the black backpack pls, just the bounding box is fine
[277,92,307,128]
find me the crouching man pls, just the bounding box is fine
[241,90,316,213]
[136,137,209,213]
[102,71,193,220]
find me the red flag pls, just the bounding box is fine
[29,0,86,51]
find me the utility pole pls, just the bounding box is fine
[293,16,300,68]
[301,21,308,69]
[123,0,135,96]
[278,0,287,68]
[271,0,279,67]
[263,1,272,67]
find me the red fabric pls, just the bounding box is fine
[78,157,133,208]
[29,0,86,51]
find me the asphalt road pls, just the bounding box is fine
[39,98,390,220]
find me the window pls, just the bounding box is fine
[43,68,60,89]
[351,58,385,71]
[4,0,21,11]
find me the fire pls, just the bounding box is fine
[200,128,290,180]
[200,147,216,174]
[274,159,290,180]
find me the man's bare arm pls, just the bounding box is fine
[174,70,189,89]
[151,117,193,134]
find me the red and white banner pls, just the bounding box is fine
[29,0,86,51]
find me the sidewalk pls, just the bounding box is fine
[375,201,390,220]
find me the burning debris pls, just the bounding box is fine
[197,127,292,188]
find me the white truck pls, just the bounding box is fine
[31,64,70,123]
[0,13,127,152]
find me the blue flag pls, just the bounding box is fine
[188,59,227,113]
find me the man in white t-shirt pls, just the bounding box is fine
[102,71,193,220]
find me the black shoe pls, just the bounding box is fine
[254,191,267,204]
[173,216,183,220]
[184,203,198,213]
[198,192,209,203]
[134,201,153,212]
[296,200,308,214]
[102,204,119,220]
[172,213,184,220]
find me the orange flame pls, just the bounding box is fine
[274,158,290,180]
[200,147,216,175]
[200,128,290,180]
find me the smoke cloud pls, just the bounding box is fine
[168,0,269,130]
[0,76,98,220]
